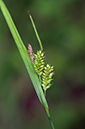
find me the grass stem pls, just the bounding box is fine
[28,11,43,51]
[46,108,55,129]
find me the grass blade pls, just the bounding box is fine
[0,0,48,111]
[28,11,43,51]
[0,1,55,128]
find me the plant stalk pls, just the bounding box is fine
[28,11,43,51]
[46,109,55,129]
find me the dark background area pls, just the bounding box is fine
[0,0,85,129]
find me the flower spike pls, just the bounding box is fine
[34,50,45,76]
[28,44,35,64]
[42,64,54,92]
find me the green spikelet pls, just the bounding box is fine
[42,64,54,92]
[34,50,45,76]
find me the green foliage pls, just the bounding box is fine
[0,0,85,129]
[0,0,55,129]
[28,12,54,95]
[0,0,48,110]
[28,11,43,51]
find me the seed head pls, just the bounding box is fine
[42,64,54,91]
[34,50,45,76]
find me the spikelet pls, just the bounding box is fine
[42,64,54,92]
[28,44,35,64]
[34,50,45,76]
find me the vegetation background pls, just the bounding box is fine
[0,0,85,129]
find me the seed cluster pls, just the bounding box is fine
[28,44,54,95]
[42,64,54,92]
[34,50,45,76]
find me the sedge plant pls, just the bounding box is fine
[0,0,55,129]
[28,12,54,96]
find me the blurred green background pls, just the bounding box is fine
[0,0,85,129]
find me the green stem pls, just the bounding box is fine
[28,12,55,129]
[46,109,55,129]
[44,90,46,97]
[28,11,43,51]
[48,117,55,129]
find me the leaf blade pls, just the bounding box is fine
[0,0,48,111]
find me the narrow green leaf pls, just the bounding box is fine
[0,1,55,128]
[0,0,48,111]
[28,11,43,51]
